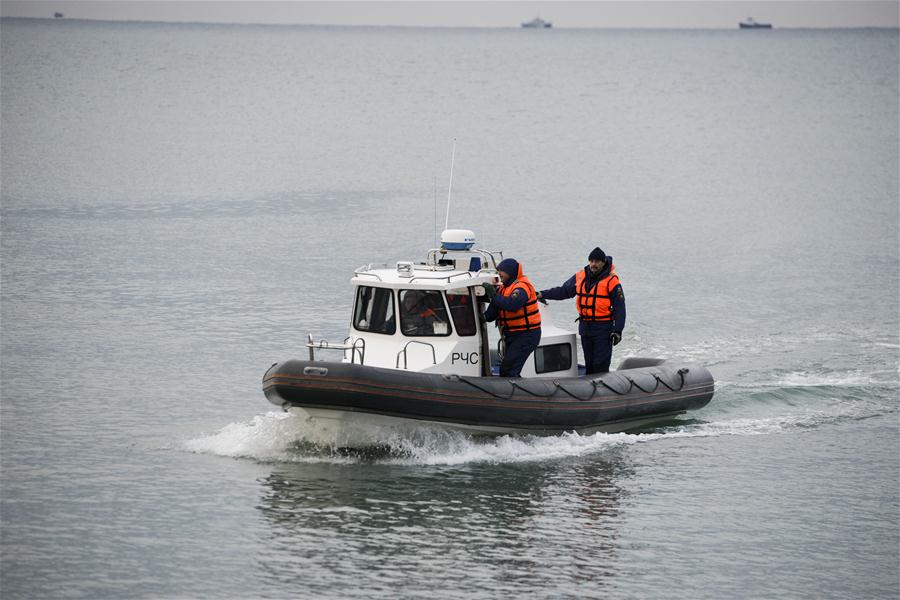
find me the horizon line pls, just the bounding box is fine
[3,15,898,31]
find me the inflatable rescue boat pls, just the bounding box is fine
[262,229,714,436]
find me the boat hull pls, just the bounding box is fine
[286,405,689,436]
[262,359,714,436]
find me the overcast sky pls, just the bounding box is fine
[1,0,898,29]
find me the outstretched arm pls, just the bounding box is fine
[539,273,578,301]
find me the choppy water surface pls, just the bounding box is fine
[1,19,898,599]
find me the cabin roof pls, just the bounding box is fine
[352,264,498,290]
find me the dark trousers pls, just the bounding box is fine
[580,322,614,374]
[500,329,541,377]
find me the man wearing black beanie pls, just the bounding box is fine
[537,247,626,374]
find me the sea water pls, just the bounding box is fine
[1,19,898,599]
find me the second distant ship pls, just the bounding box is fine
[521,17,552,28]
[739,17,772,29]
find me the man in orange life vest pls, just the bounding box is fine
[538,247,626,374]
[484,258,542,377]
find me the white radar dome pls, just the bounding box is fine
[440,229,476,251]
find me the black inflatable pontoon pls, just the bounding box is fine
[263,357,714,435]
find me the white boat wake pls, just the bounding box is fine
[183,405,873,466]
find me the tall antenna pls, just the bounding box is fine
[433,176,437,248]
[444,138,456,230]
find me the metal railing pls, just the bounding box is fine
[407,271,486,286]
[353,270,383,282]
[395,340,437,370]
[425,248,503,271]
[306,334,366,365]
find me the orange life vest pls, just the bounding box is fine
[497,275,542,332]
[575,266,619,322]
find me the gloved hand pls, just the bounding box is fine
[482,283,497,300]
[610,332,622,346]
[536,290,547,305]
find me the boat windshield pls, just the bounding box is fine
[353,286,396,335]
[447,288,477,336]
[399,289,452,337]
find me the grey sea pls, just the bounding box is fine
[1,17,898,599]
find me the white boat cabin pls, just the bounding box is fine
[308,230,578,378]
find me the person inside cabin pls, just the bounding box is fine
[484,258,542,377]
[537,247,626,374]
[399,290,439,336]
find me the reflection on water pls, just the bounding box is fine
[255,450,630,596]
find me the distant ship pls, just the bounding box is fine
[739,17,772,29]
[53,12,64,19]
[521,17,552,28]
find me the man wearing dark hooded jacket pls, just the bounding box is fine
[538,247,626,374]
[484,258,542,377]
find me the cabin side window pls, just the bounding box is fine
[446,288,477,336]
[353,286,396,335]
[534,343,572,374]
[399,289,452,337]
